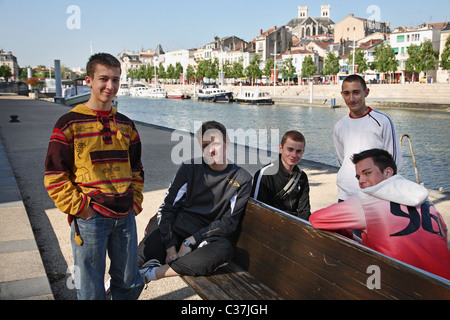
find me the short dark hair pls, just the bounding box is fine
[281,130,306,147]
[342,74,367,91]
[196,120,228,142]
[351,149,397,175]
[86,53,121,78]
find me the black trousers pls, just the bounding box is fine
[137,227,235,277]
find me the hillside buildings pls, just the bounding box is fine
[116,4,450,84]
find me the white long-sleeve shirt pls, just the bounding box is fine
[333,108,403,200]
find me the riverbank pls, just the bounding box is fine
[0,95,448,300]
[161,83,450,111]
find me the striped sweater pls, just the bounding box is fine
[44,104,144,219]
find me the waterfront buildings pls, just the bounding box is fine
[115,4,449,84]
[0,50,19,82]
[334,14,391,43]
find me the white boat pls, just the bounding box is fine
[197,84,233,103]
[62,79,91,106]
[235,90,274,105]
[130,84,167,98]
[167,89,191,99]
[117,83,130,96]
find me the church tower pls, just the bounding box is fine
[298,5,308,18]
[321,4,330,18]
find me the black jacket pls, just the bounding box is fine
[159,158,252,250]
[251,156,311,220]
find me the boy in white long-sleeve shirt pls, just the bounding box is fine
[333,75,403,201]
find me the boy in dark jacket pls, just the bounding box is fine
[252,130,311,220]
[138,121,252,282]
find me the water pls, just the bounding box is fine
[117,96,450,192]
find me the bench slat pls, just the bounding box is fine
[183,263,282,300]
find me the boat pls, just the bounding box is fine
[130,84,167,98]
[117,83,130,96]
[167,89,191,99]
[235,90,274,105]
[197,84,233,103]
[62,79,91,106]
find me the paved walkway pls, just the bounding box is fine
[0,93,448,300]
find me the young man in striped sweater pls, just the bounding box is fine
[44,53,145,300]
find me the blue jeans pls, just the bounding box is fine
[71,212,144,300]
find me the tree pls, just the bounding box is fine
[440,36,450,70]
[405,44,421,82]
[322,52,340,83]
[263,58,274,78]
[186,65,195,82]
[245,54,262,85]
[418,40,439,76]
[166,64,176,80]
[231,59,244,79]
[0,65,12,81]
[301,55,317,79]
[280,57,296,85]
[347,48,368,74]
[373,43,398,83]
[158,62,166,79]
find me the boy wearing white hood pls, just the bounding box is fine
[310,149,450,280]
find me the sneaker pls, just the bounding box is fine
[139,259,161,284]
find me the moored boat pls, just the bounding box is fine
[197,84,233,103]
[235,90,274,105]
[167,89,191,99]
[130,84,167,98]
[117,83,130,96]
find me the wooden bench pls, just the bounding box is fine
[183,199,450,300]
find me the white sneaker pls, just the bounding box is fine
[139,259,161,283]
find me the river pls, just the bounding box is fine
[116,96,449,192]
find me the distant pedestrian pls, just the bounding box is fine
[334,74,403,201]
[252,130,311,220]
[44,53,145,300]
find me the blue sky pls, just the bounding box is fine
[1,0,449,69]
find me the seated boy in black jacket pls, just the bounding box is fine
[138,121,252,282]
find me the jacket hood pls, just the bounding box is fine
[360,175,428,207]
[70,104,118,116]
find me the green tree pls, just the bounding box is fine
[231,59,244,79]
[0,65,12,81]
[263,58,274,78]
[301,55,317,79]
[166,64,176,79]
[440,36,450,70]
[158,62,166,79]
[347,48,368,74]
[322,52,340,83]
[280,57,296,85]
[175,62,184,80]
[186,64,195,82]
[245,54,262,85]
[405,44,421,82]
[373,43,398,83]
[418,40,439,76]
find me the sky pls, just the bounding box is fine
[1,0,449,70]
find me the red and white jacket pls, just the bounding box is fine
[310,175,450,280]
